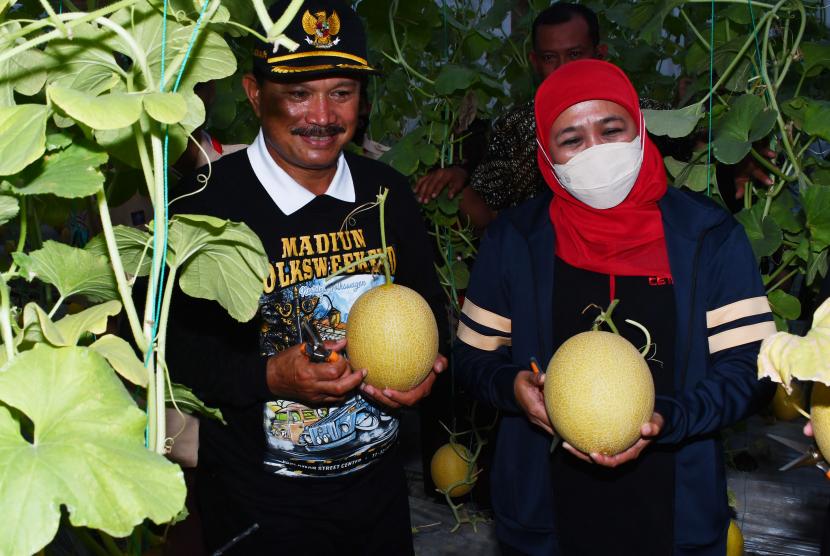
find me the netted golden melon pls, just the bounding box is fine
[430,443,476,497]
[544,330,655,455]
[347,283,438,391]
[812,382,830,461]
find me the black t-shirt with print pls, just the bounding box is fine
[165,148,446,501]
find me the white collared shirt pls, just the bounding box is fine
[247,129,356,215]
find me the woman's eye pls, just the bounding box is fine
[561,137,580,147]
[604,128,623,136]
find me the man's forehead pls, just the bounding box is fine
[536,17,592,46]
[266,76,361,90]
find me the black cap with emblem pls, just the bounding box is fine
[253,0,378,81]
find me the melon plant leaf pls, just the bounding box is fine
[802,185,830,251]
[167,382,225,423]
[19,303,66,348]
[166,215,269,322]
[43,23,124,95]
[735,204,783,260]
[143,92,188,125]
[759,297,830,388]
[781,97,830,142]
[0,104,48,176]
[664,156,715,192]
[0,344,186,556]
[110,4,236,93]
[768,191,803,234]
[434,65,479,95]
[800,42,830,77]
[90,334,148,387]
[13,241,119,303]
[13,143,108,198]
[643,103,703,138]
[628,0,683,44]
[48,86,143,131]
[0,24,48,105]
[767,289,801,321]
[713,95,778,165]
[86,226,153,278]
[0,194,18,226]
[807,248,829,286]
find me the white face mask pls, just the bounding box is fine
[539,117,645,209]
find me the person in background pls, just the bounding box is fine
[414,3,776,232]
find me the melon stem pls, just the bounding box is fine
[588,299,620,334]
[378,188,392,285]
[624,318,652,357]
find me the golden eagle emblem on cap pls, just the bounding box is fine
[302,10,341,49]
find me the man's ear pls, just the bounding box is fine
[242,73,262,118]
[595,44,609,60]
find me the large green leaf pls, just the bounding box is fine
[90,335,148,387]
[48,86,143,131]
[628,0,683,44]
[86,226,153,278]
[13,241,119,303]
[713,94,778,165]
[13,143,108,198]
[0,104,48,176]
[781,97,830,142]
[0,344,185,556]
[167,215,269,322]
[0,23,48,106]
[110,4,236,93]
[143,92,188,125]
[735,204,783,260]
[803,185,830,251]
[0,194,18,226]
[43,22,124,95]
[643,103,704,138]
[434,65,479,95]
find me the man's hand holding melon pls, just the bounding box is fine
[360,353,448,409]
[265,339,364,405]
[514,370,554,436]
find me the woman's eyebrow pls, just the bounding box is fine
[556,124,581,140]
[599,115,626,125]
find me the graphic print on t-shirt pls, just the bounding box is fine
[259,227,399,477]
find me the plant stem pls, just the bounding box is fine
[679,8,710,51]
[775,0,806,90]
[0,0,142,67]
[96,189,147,353]
[154,265,178,453]
[763,250,798,285]
[38,0,70,37]
[387,0,435,85]
[378,189,392,285]
[14,197,28,256]
[686,0,775,7]
[767,268,799,293]
[750,148,795,181]
[0,275,15,362]
[698,0,787,107]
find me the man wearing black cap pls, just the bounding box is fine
[165,1,447,553]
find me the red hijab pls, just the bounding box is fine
[535,59,671,277]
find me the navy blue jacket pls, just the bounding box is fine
[454,187,776,555]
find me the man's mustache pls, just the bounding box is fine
[291,125,346,137]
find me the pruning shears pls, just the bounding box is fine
[299,320,339,363]
[766,433,830,480]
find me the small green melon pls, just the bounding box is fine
[347,283,438,391]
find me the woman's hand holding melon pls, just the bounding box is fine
[562,412,664,467]
[514,370,554,435]
[359,353,448,409]
[265,339,364,405]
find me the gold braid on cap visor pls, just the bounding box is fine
[267,51,375,74]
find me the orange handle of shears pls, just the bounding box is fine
[300,342,339,363]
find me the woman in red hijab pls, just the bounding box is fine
[454,59,776,555]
